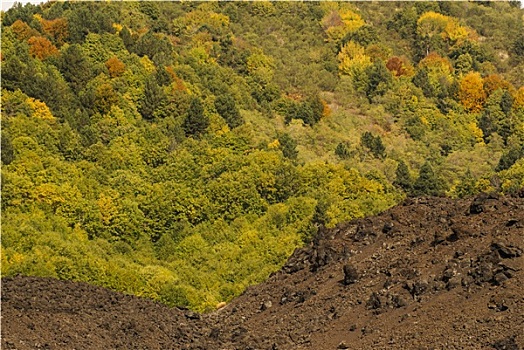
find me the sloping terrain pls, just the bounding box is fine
[2,193,523,350]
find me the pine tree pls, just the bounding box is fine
[413,161,444,196]
[371,135,386,159]
[361,132,386,159]
[335,142,351,159]
[412,68,434,98]
[278,132,298,160]
[139,77,166,120]
[59,44,93,92]
[365,59,393,101]
[215,95,244,129]
[183,97,209,138]
[393,160,412,193]
[120,26,135,51]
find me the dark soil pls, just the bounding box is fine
[2,194,524,349]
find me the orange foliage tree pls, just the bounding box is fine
[386,56,413,77]
[11,20,39,41]
[483,74,515,96]
[35,15,68,45]
[105,56,126,78]
[458,71,486,112]
[28,36,59,60]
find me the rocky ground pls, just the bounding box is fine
[2,193,523,349]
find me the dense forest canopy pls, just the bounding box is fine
[1,1,523,311]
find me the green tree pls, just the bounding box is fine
[335,142,351,159]
[364,59,393,101]
[58,44,93,92]
[412,68,434,98]
[183,97,209,138]
[454,169,476,198]
[413,161,444,196]
[496,146,524,171]
[214,95,244,129]
[278,133,298,160]
[139,76,166,120]
[361,132,386,159]
[1,134,15,165]
[119,26,135,51]
[393,160,412,193]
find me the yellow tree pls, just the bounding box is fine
[417,11,472,54]
[514,87,524,109]
[26,98,56,122]
[338,41,372,79]
[246,49,275,84]
[322,7,364,43]
[459,71,486,112]
[417,52,453,96]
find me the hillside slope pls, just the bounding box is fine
[2,0,524,311]
[2,194,523,349]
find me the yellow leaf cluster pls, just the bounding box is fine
[140,56,156,73]
[458,71,486,112]
[27,97,56,122]
[323,8,364,42]
[418,11,471,43]
[337,41,372,78]
[514,87,524,108]
[97,193,119,225]
[467,122,484,143]
[246,50,275,83]
[267,139,280,149]
[112,23,123,34]
[321,99,332,118]
[33,183,65,206]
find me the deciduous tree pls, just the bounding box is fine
[458,71,486,112]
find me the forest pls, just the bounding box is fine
[1,1,523,312]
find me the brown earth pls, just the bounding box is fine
[2,194,524,350]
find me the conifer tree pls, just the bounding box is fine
[139,76,166,120]
[278,132,298,160]
[183,97,209,138]
[393,160,412,193]
[215,95,244,129]
[335,142,351,159]
[413,161,444,196]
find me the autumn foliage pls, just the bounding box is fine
[418,52,453,73]
[322,8,364,42]
[514,87,524,109]
[28,36,59,60]
[458,71,486,112]
[386,56,413,77]
[11,20,38,40]
[483,74,514,96]
[105,56,126,78]
[35,15,68,44]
